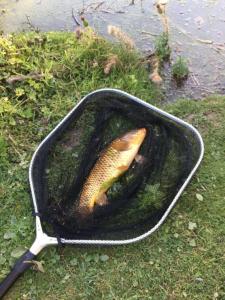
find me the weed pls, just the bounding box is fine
[172,56,189,82]
[155,32,171,62]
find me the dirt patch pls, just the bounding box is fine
[185,113,195,123]
[203,110,221,129]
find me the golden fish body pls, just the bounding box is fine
[77,128,146,215]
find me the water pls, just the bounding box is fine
[1,0,225,101]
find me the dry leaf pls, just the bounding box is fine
[156,3,165,15]
[196,193,203,201]
[6,72,43,84]
[75,27,84,39]
[148,55,163,84]
[149,72,163,84]
[188,221,197,230]
[104,55,119,75]
[25,260,45,273]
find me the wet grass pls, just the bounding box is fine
[154,32,171,63]
[0,31,225,299]
[172,56,189,83]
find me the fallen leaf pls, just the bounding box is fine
[26,260,45,273]
[70,258,78,266]
[188,222,197,230]
[4,231,16,240]
[104,55,119,75]
[100,254,109,262]
[132,280,138,287]
[149,55,163,84]
[11,247,25,258]
[75,27,84,39]
[0,256,6,265]
[195,277,204,282]
[196,193,203,201]
[189,239,196,247]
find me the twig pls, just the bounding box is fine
[94,1,105,10]
[71,8,81,26]
[115,10,126,14]
[196,39,213,45]
[141,30,159,37]
[190,74,200,86]
[25,15,39,32]
[101,9,114,14]
[8,134,23,156]
[6,72,43,84]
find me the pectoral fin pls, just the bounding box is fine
[117,165,129,172]
[95,193,108,207]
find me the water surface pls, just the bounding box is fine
[1,0,225,101]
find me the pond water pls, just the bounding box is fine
[1,0,225,101]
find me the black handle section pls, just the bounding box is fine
[0,250,35,299]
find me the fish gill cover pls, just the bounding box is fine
[31,91,201,241]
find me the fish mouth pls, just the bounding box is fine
[138,128,147,136]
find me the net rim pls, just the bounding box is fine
[28,88,204,245]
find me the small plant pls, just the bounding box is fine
[155,32,171,62]
[172,56,189,82]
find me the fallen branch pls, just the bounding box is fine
[6,72,43,84]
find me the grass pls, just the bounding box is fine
[0,31,225,299]
[172,57,189,83]
[154,33,171,63]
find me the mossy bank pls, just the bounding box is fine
[0,31,225,299]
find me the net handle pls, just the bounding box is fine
[0,217,58,298]
[0,250,36,298]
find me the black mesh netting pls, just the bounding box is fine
[31,90,201,240]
